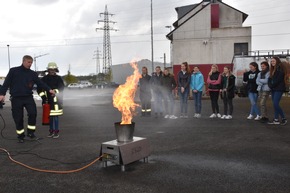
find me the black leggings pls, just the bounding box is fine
[209,91,219,114]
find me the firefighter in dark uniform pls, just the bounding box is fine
[0,55,55,143]
[139,67,152,116]
[38,62,64,138]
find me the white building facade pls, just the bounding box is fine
[167,0,251,76]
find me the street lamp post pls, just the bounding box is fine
[7,45,11,69]
[160,53,166,69]
[165,26,172,67]
[34,53,49,71]
[151,0,154,73]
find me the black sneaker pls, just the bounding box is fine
[18,138,24,143]
[27,133,39,140]
[47,133,54,138]
[281,118,288,126]
[260,117,269,123]
[52,133,59,139]
[268,119,280,125]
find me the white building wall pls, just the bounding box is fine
[178,3,206,25]
[219,3,243,28]
[175,6,211,40]
[172,3,251,65]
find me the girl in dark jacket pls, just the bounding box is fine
[268,57,288,125]
[207,64,221,118]
[243,62,261,120]
[220,66,236,119]
[177,62,191,118]
[161,68,177,119]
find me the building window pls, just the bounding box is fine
[234,43,248,55]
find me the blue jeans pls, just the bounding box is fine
[248,92,260,116]
[178,88,189,114]
[271,91,285,120]
[50,116,59,133]
[163,91,175,115]
[153,90,163,114]
[193,91,202,114]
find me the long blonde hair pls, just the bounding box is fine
[209,64,219,76]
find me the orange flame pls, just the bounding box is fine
[113,60,141,124]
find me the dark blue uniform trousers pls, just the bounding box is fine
[11,96,37,139]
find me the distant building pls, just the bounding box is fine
[167,0,251,78]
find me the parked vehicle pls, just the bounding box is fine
[80,82,93,88]
[107,82,119,88]
[96,82,119,89]
[67,83,84,89]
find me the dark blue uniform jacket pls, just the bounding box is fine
[0,65,50,97]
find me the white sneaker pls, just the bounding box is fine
[217,113,221,118]
[164,114,170,119]
[196,114,201,118]
[209,113,216,118]
[221,115,227,119]
[254,115,261,121]
[226,115,232,119]
[247,114,254,120]
[169,115,177,119]
[193,113,197,118]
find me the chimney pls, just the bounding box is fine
[211,3,220,28]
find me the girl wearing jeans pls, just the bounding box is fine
[220,66,236,119]
[268,57,288,125]
[243,62,261,120]
[190,66,204,118]
[177,62,191,118]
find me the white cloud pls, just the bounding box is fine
[0,0,290,76]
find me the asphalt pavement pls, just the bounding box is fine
[0,88,290,193]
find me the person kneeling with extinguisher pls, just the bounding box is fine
[38,62,64,138]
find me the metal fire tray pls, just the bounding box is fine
[100,137,150,171]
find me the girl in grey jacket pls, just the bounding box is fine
[256,61,270,123]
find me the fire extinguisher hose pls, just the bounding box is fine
[0,147,104,174]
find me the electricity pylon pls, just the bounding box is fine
[96,5,118,75]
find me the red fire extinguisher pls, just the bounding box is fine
[42,102,50,125]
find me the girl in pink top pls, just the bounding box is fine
[207,64,222,118]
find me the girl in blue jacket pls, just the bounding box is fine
[190,66,204,118]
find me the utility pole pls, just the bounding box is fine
[160,53,166,69]
[7,45,11,69]
[165,26,172,67]
[96,5,118,76]
[163,53,166,69]
[34,53,49,71]
[151,0,154,73]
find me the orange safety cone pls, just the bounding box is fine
[42,103,50,125]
